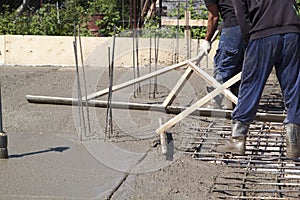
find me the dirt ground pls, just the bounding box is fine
[0,65,238,199]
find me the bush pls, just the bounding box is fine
[0,0,120,36]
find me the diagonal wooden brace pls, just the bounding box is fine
[155,72,241,134]
[187,61,238,104]
[85,57,199,100]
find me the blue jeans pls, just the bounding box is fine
[210,25,245,104]
[232,33,300,124]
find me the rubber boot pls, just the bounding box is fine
[230,86,239,98]
[222,98,233,110]
[205,99,222,109]
[216,120,250,155]
[231,86,239,109]
[204,86,222,109]
[222,87,239,110]
[285,124,300,159]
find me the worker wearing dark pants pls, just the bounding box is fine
[201,0,245,109]
[217,0,300,159]
[211,25,244,106]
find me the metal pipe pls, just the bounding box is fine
[26,95,286,122]
[0,81,8,159]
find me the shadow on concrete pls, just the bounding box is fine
[9,146,70,158]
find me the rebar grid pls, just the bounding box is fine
[190,121,300,199]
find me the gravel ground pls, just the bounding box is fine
[0,65,237,200]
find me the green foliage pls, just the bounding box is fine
[29,4,67,35]
[0,2,85,36]
[88,0,121,36]
[166,0,208,39]
[0,0,121,36]
[295,0,300,16]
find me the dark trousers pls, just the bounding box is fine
[211,25,245,105]
[232,33,300,124]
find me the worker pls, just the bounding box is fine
[200,0,245,109]
[217,0,300,159]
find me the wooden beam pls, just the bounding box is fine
[161,18,208,27]
[187,61,238,104]
[86,57,198,100]
[155,72,242,134]
[162,67,193,107]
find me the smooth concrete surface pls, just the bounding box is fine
[0,132,124,199]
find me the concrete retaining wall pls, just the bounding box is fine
[0,35,218,67]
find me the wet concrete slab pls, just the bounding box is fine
[0,131,125,199]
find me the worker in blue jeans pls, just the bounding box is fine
[200,0,245,109]
[217,0,300,159]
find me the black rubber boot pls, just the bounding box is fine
[286,124,300,159]
[216,120,250,155]
[205,86,222,109]
[205,99,222,109]
[222,86,239,110]
[222,97,233,110]
[227,86,239,110]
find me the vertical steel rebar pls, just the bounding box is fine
[78,26,91,134]
[148,30,152,99]
[175,2,180,64]
[73,21,86,141]
[154,29,159,97]
[132,29,137,98]
[105,26,116,140]
[105,47,111,140]
[135,29,141,93]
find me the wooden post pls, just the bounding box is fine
[185,11,191,59]
[161,13,208,59]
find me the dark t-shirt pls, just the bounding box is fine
[204,0,238,27]
[232,0,300,40]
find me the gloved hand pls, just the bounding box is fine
[200,40,211,55]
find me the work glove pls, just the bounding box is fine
[200,40,211,55]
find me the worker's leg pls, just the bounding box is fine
[217,36,280,155]
[276,33,300,125]
[210,25,245,108]
[275,33,300,159]
[232,35,281,123]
